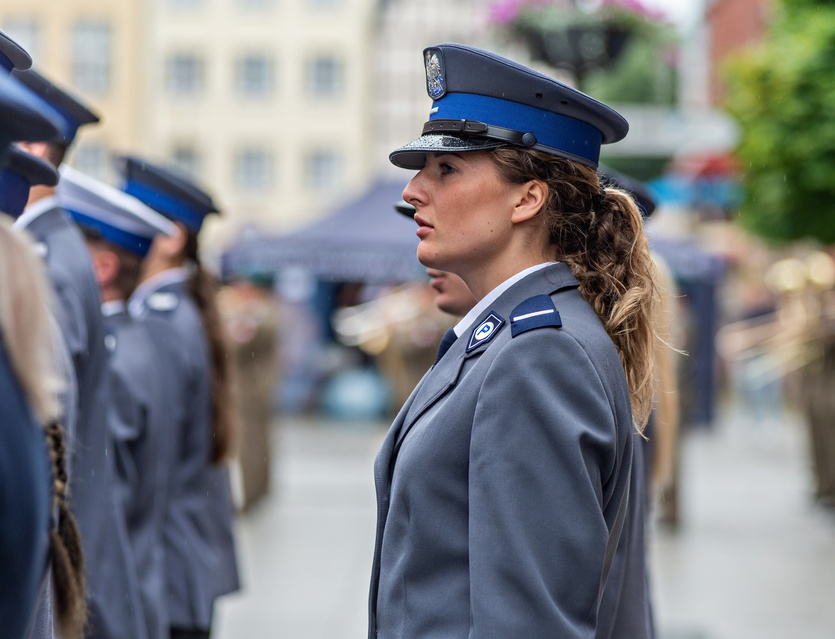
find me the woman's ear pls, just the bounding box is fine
[153,222,188,258]
[510,180,547,224]
[90,247,121,288]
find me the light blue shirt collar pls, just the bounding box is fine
[101,300,127,317]
[13,194,59,229]
[453,262,557,337]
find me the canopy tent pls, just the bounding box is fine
[222,179,424,284]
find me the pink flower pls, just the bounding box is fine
[601,0,667,21]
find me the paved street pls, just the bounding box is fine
[214,405,835,639]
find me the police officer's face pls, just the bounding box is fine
[403,152,524,280]
[426,267,476,317]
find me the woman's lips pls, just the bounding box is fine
[414,214,433,239]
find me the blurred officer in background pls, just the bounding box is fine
[218,271,280,511]
[116,155,240,639]
[57,165,180,638]
[0,31,86,639]
[10,67,147,639]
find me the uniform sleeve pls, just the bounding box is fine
[50,274,89,380]
[107,355,146,522]
[467,329,622,638]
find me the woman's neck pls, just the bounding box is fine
[140,255,185,284]
[461,251,550,301]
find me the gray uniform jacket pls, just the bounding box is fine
[106,309,175,638]
[131,274,240,629]
[369,263,640,639]
[597,431,654,638]
[19,203,146,639]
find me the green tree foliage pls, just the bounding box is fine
[582,29,677,105]
[724,3,835,244]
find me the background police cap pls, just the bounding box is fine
[0,76,62,169]
[11,68,100,145]
[599,165,657,219]
[0,147,59,217]
[0,30,32,76]
[58,165,177,257]
[114,154,219,233]
[390,43,629,170]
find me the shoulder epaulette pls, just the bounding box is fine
[510,294,562,337]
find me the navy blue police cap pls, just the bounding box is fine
[599,165,657,219]
[11,68,100,145]
[0,30,62,168]
[0,75,63,169]
[390,43,629,170]
[0,29,32,76]
[57,165,177,257]
[114,154,219,233]
[0,146,59,217]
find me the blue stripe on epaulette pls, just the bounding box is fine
[466,311,505,353]
[510,294,562,337]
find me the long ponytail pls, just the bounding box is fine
[489,148,659,430]
[45,420,87,638]
[185,233,236,463]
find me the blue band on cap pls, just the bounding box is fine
[0,52,13,76]
[0,170,30,217]
[65,208,153,257]
[429,93,603,165]
[123,180,205,232]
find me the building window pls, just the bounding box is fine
[305,150,340,191]
[306,55,342,98]
[171,145,200,179]
[236,55,274,97]
[166,53,204,97]
[3,21,39,61]
[235,148,274,191]
[72,23,111,94]
[71,143,108,182]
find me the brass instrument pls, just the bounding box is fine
[716,252,835,386]
[333,284,445,355]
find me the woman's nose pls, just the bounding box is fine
[402,172,425,208]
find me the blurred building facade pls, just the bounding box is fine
[1,0,145,182]
[706,0,772,105]
[1,0,772,255]
[2,0,380,254]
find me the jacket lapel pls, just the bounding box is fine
[387,263,581,466]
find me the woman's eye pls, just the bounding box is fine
[439,162,455,175]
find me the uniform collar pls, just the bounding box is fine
[101,300,127,317]
[453,262,556,337]
[13,194,59,229]
[128,267,189,317]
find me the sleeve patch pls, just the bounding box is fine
[510,294,562,337]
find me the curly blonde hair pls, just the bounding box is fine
[0,215,62,422]
[0,215,87,636]
[488,148,660,430]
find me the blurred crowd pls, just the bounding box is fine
[1,32,241,639]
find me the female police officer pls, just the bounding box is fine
[368,43,658,638]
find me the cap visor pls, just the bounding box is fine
[389,134,503,170]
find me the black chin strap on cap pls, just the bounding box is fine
[422,119,538,148]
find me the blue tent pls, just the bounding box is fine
[222,179,424,284]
